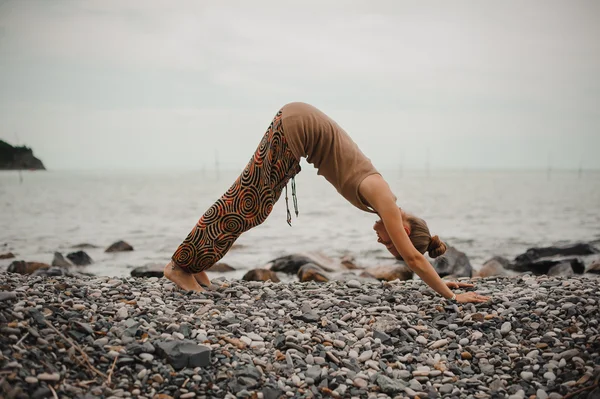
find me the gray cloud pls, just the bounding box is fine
[0,0,598,170]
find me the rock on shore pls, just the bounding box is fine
[1,272,599,399]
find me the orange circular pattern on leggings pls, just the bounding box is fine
[172,110,301,273]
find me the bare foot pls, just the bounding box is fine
[194,271,211,287]
[163,261,204,292]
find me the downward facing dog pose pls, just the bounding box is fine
[165,102,489,304]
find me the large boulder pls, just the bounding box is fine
[31,267,68,277]
[67,251,93,266]
[52,252,72,268]
[242,269,280,283]
[547,262,575,277]
[360,264,413,281]
[131,264,164,278]
[476,256,510,278]
[340,255,361,270]
[267,252,343,274]
[515,243,599,264]
[208,263,235,273]
[268,255,316,274]
[105,240,134,253]
[587,259,600,274]
[297,263,329,282]
[507,258,585,275]
[7,261,50,275]
[432,247,473,278]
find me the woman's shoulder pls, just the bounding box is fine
[358,174,398,211]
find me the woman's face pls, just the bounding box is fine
[373,219,403,259]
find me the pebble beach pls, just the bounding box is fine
[1,273,599,399]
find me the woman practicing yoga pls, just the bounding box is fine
[165,102,489,304]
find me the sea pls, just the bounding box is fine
[1,168,599,279]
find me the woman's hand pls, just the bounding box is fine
[455,292,490,303]
[446,281,474,289]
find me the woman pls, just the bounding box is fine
[165,102,489,304]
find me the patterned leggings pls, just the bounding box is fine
[172,110,301,274]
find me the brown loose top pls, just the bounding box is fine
[281,102,380,213]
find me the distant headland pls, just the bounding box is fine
[0,140,45,170]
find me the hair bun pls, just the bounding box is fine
[427,235,447,258]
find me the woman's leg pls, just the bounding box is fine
[165,110,301,291]
[194,271,210,287]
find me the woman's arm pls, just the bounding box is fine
[359,175,487,302]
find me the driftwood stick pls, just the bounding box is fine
[106,354,118,386]
[44,320,107,379]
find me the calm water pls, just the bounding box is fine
[1,168,599,279]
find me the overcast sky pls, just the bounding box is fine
[0,0,598,171]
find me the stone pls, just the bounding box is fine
[587,259,600,274]
[117,307,128,319]
[429,339,448,349]
[306,366,321,381]
[439,383,453,394]
[105,240,134,252]
[155,340,211,370]
[71,243,99,249]
[294,313,319,323]
[520,371,533,381]
[262,388,284,399]
[347,279,361,288]
[376,374,406,395]
[0,291,17,302]
[360,264,413,281]
[547,262,575,276]
[537,389,549,399]
[7,261,50,275]
[242,269,280,283]
[297,263,330,283]
[358,350,373,363]
[558,349,579,360]
[480,364,495,375]
[543,371,556,381]
[477,256,510,277]
[31,266,66,277]
[501,322,512,335]
[373,330,391,344]
[432,246,473,277]
[66,251,93,266]
[354,377,368,389]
